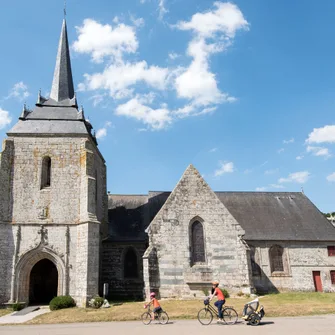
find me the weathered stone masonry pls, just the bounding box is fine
[144,165,251,298]
[0,18,107,307]
[1,15,335,307]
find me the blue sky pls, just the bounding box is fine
[0,0,335,212]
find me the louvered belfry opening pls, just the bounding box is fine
[41,156,51,189]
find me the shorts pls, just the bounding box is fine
[153,307,162,313]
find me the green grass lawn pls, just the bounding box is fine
[25,292,335,325]
[0,309,12,317]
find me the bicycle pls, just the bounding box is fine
[197,298,238,325]
[141,304,169,325]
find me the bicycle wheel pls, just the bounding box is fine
[141,312,152,325]
[222,307,238,325]
[158,311,169,325]
[197,308,213,325]
[248,313,260,326]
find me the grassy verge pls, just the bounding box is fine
[26,292,335,325]
[0,309,12,317]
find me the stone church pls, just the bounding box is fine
[0,19,335,307]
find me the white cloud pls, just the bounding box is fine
[278,148,284,153]
[283,138,294,144]
[96,121,113,139]
[306,145,331,158]
[209,148,217,153]
[172,102,218,118]
[0,108,12,129]
[6,82,30,101]
[174,2,247,109]
[265,168,279,175]
[73,19,138,63]
[176,2,249,38]
[89,94,107,107]
[214,161,234,176]
[296,155,304,160]
[115,95,172,130]
[130,16,145,28]
[75,3,248,130]
[168,52,180,60]
[174,39,231,106]
[158,0,168,20]
[306,125,335,144]
[327,172,335,182]
[270,184,285,189]
[278,171,310,184]
[244,169,252,174]
[96,128,107,139]
[256,187,267,191]
[80,61,169,98]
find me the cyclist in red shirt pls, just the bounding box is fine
[209,281,225,323]
[144,292,162,320]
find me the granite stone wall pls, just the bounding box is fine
[0,135,106,306]
[144,165,252,299]
[102,242,146,300]
[249,241,335,293]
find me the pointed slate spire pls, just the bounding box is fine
[50,19,75,102]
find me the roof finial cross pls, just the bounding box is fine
[64,0,67,18]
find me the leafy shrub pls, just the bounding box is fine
[49,296,76,311]
[12,303,24,311]
[88,296,104,309]
[202,288,209,296]
[237,291,244,297]
[220,288,230,299]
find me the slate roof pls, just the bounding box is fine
[107,191,335,242]
[50,19,75,104]
[107,195,148,241]
[7,18,96,140]
[25,106,80,120]
[8,119,91,136]
[216,192,335,241]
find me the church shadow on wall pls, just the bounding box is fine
[101,192,170,301]
[251,263,279,295]
[0,140,15,304]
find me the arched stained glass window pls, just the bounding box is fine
[191,221,205,264]
[269,245,284,273]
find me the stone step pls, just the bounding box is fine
[13,306,40,316]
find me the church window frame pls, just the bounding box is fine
[189,217,206,266]
[269,244,288,275]
[330,271,335,285]
[327,246,335,256]
[123,247,139,279]
[40,156,51,189]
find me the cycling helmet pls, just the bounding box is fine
[212,280,219,285]
[150,292,156,298]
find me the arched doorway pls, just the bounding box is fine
[29,259,58,304]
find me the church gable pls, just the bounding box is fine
[144,164,250,298]
[147,164,244,238]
